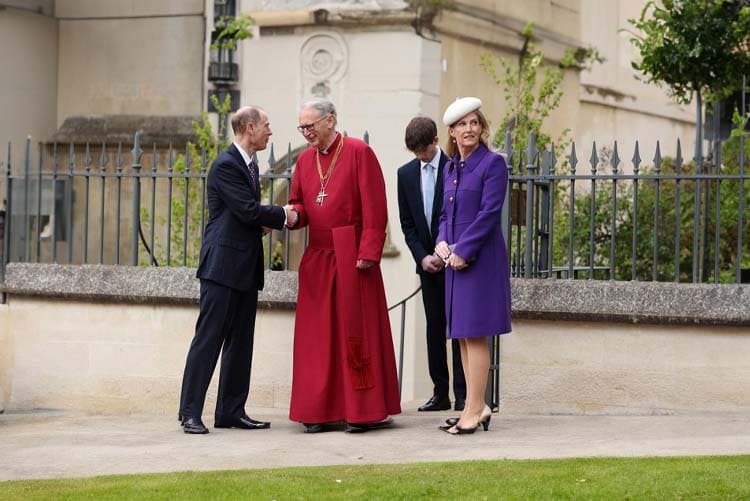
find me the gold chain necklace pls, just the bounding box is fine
[315,134,344,205]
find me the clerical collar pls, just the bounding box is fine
[233,142,253,166]
[420,148,441,170]
[319,132,340,155]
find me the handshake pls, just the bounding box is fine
[263,205,299,235]
[283,204,298,228]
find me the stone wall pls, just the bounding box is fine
[1,263,749,415]
[55,0,206,124]
[0,6,58,198]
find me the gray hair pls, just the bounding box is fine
[301,99,337,126]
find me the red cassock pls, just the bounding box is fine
[288,133,401,423]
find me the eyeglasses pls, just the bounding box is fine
[296,114,329,133]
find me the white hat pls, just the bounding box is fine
[443,97,482,126]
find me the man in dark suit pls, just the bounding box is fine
[178,105,297,434]
[397,116,466,412]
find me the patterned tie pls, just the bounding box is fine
[247,160,259,193]
[423,163,435,229]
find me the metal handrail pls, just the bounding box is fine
[388,286,421,396]
[387,285,502,410]
[387,286,422,311]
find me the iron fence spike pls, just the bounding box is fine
[653,141,662,172]
[611,141,620,173]
[525,131,538,167]
[85,143,92,169]
[99,142,107,170]
[589,141,598,173]
[268,143,276,167]
[152,143,158,172]
[503,129,513,164]
[632,141,641,172]
[69,143,75,172]
[569,142,577,172]
[541,148,550,174]
[550,143,556,173]
[131,132,143,165]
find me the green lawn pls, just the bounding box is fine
[2,456,749,500]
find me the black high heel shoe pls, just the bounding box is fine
[479,414,492,431]
[438,417,460,431]
[439,406,492,433]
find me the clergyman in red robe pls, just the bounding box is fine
[287,99,401,433]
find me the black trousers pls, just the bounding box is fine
[420,272,466,400]
[179,279,258,420]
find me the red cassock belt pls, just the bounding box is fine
[309,225,374,391]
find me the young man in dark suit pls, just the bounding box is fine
[178,106,297,434]
[397,116,466,412]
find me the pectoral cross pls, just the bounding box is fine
[316,189,328,205]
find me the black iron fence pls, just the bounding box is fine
[0,133,300,276]
[2,123,749,285]
[501,120,749,284]
[501,75,749,285]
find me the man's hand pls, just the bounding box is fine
[421,254,444,273]
[284,205,298,228]
[356,259,376,270]
[448,253,468,270]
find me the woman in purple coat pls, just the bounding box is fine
[435,97,512,435]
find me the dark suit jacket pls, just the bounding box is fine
[397,149,447,275]
[196,144,285,291]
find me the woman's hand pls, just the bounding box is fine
[435,241,451,260]
[448,253,468,270]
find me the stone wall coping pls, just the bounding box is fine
[49,115,200,147]
[510,278,750,326]
[3,263,749,326]
[1,263,296,310]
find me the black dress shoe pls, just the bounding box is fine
[454,398,466,411]
[214,414,271,430]
[418,395,451,412]
[304,423,324,433]
[303,422,345,433]
[344,417,394,433]
[182,417,209,434]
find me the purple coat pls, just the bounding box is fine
[437,144,512,339]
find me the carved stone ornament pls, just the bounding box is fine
[300,32,348,98]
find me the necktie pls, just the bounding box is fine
[423,163,435,229]
[247,160,259,192]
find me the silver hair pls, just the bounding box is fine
[301,99,337,125]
